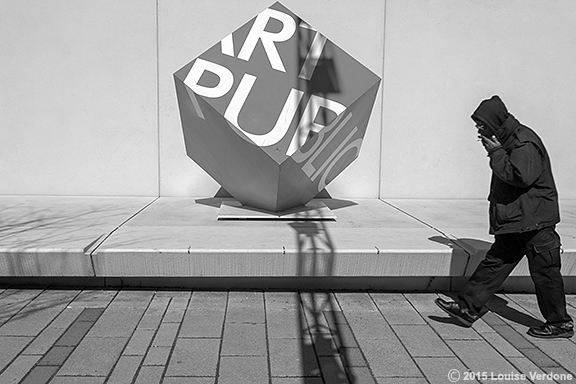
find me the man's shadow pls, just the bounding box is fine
[427,236,542,328]
[429,293,542,328]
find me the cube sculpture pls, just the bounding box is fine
[174,2,380,213]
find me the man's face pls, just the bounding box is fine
[476,122,485,136]
[475,122,493,138]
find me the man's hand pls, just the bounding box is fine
[480,135,502,152]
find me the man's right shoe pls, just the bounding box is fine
[435,298,479,327]
[527,321,574,339]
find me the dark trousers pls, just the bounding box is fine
[458,226,571,325]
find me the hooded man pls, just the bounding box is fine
[435,95,573,339]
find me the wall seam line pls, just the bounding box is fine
[156,0,161,197]
[378,0,387,199]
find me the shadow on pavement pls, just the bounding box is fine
[291,215,354,383]
[0,200,144,276]
[428,314,471,328]
[486,295,542,327]
[429,292,542,328]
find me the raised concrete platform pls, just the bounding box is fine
[1,196,574,290]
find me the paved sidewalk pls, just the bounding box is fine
[0,288,575,384]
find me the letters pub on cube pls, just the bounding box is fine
[174,2,380,214]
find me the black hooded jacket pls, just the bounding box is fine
[471,95,560,235]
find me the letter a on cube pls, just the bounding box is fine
[174,2,381,212]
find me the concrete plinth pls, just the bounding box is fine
[1,196,574,291]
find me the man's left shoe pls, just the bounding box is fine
[434,298,478,327]
[527,321,574,339]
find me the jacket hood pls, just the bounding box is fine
[471,95,509,138]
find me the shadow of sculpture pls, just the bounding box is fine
[287,18,356,381]
[290,213,355,383]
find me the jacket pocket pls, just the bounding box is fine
[495,199,522,225]
[533,236,560,254]
[532,232,561,268]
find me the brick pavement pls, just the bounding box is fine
[0,288,574,384]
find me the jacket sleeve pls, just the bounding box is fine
[488,142,544,188]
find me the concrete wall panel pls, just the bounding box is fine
[1,0,574,200]
[381,0,576,198]
[0,0,158,196]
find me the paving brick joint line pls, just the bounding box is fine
[213,292,229,382]
[0,288,574,384]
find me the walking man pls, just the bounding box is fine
[436,95,573,339]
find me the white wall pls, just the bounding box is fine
[381,0,576,199]
[1,0,575,199]
[0,0,159,196]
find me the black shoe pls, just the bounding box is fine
[527,321,574,339]
[435,298,479,327]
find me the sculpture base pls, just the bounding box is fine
[217,200,336,220]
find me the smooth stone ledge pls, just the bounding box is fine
[0,196,575,292]
[91,249,463,277]
[0,249,93,277]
